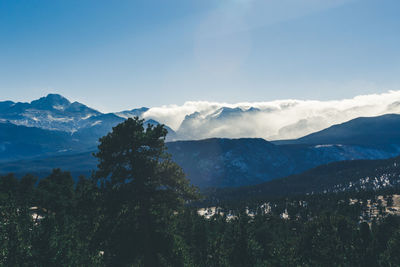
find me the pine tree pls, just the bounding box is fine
[94,117,199,266]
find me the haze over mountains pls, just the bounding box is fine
[2,93,400,188]
[3,91,400,141]
[141,90,400,140]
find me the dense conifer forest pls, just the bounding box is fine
[2,118,400,266]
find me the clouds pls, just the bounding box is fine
[142,90,400,141]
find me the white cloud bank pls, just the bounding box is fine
[142,90,400,141]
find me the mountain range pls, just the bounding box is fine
[1,94,400,188]
[0,94,176,160]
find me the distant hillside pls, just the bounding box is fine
[167,137,400,187]
[207,155,400,204]
[0,151,96,178]
[2,137,399,188]
[0,123,81,161]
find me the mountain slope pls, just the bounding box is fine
[168,138,286,187]
[0,94,101,132]
[275,114,400,146]
[168,138,400,187]
[0,151,97,179]
[0,122,80,161]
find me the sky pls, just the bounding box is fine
[0,0,400,112]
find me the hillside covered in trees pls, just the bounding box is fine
[4,171,400,266]
[203,155,400,206]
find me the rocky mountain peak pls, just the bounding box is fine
[30,94,71,110]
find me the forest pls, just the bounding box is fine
[1,118,400,266]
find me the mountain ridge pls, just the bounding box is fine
[274,114,400,146]
[2,94,400,188]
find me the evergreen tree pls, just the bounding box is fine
[0,174,34,266]
[381,228,400,266]
[94,117,199,266]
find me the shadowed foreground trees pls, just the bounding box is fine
[2,174,400,266]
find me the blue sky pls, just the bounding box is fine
[0,0,399,112]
